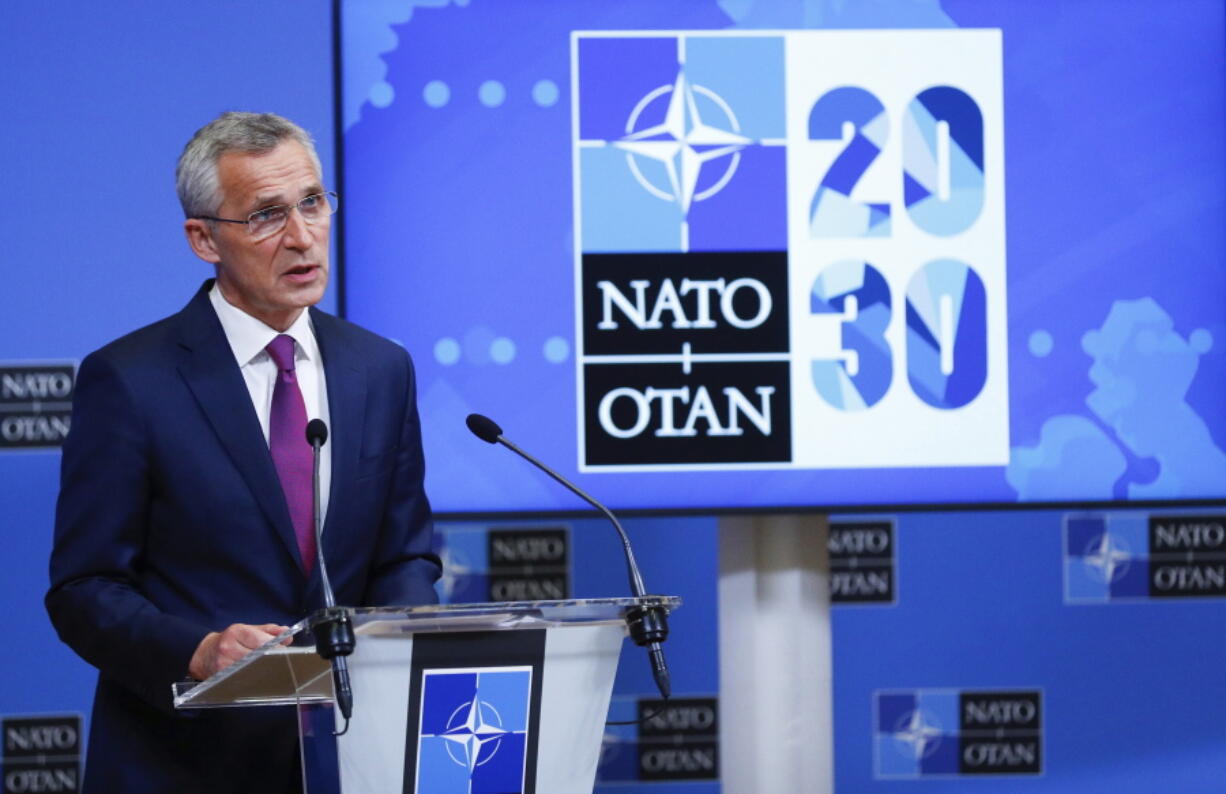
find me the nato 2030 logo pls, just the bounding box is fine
[573,30,1008,472]
[1065,513,1226,602]
[413,667,532,793]
[874,689,1041,778]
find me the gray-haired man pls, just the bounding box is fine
[48,112,440,792]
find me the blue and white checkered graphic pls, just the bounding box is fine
[576,34,787,254]
[415,667,532,794]
[874,690,960,778]
[875,688,1043,777]
[1064,514,1150,603]
[434,525,490,604]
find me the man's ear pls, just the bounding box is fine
[184,218,222,264]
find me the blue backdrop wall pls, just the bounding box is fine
[830,506,1226,790]
[2,3,1224,793]
[0,0,338,753]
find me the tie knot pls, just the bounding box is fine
[266,334,297,372]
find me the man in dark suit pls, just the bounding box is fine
[46,112,441,792]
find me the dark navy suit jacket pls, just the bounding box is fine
[46,281,441,792]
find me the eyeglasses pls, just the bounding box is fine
[193,191,339,241]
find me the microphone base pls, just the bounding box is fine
[332,655,354,725]
[651,657,672,700]
[625,601,670,647]
[626,601,672,700]
[310,607,355,660]
[310,608,357,728]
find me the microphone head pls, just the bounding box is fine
[306,419,329,446]
[466,413,503,444]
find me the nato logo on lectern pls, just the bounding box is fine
[413,668,532,793]
[874,689,1042,778]
[1064,513,1226,602]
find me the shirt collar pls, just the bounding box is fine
[208,281,320,368]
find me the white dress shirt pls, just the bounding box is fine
[208,283,331,527]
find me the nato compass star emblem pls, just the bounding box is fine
[441,697,509,771]
[435,545,473,602]
[1082,531,1132,583]
[892,708,944,760]
[612,69,752,213]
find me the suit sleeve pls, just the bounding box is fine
[362,349,442,607]
[46,352,210,712]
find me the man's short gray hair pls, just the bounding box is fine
[176,112,323,218]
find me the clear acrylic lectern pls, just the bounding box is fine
[173,597,679,793]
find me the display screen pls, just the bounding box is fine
[340,0,1226,513]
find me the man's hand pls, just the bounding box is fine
[188,623,289,680]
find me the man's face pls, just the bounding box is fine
[185,140,330,331]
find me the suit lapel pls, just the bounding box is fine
[174,283,306,573]
[312,309,367,557]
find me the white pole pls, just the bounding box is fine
[718,514,833,793]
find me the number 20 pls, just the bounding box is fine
[808,85,986,238]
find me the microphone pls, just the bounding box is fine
[306,419,333,604]
[465,413,671,699]
[305,419,354,733]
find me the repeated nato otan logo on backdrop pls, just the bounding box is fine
[828,520,896,604]
[435,526,571,605]
[1065,514,1226,602]
[874,689,1042,779]
[573,30,1007,470]
[599,697,719,784]
[2,715,82,794]
[0,364,75,450]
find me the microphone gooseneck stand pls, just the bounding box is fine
[305,419,355,736]
[465,413,672,701]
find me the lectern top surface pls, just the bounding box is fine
[173,596,680,709]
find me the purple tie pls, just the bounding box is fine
[266,334,315,576]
